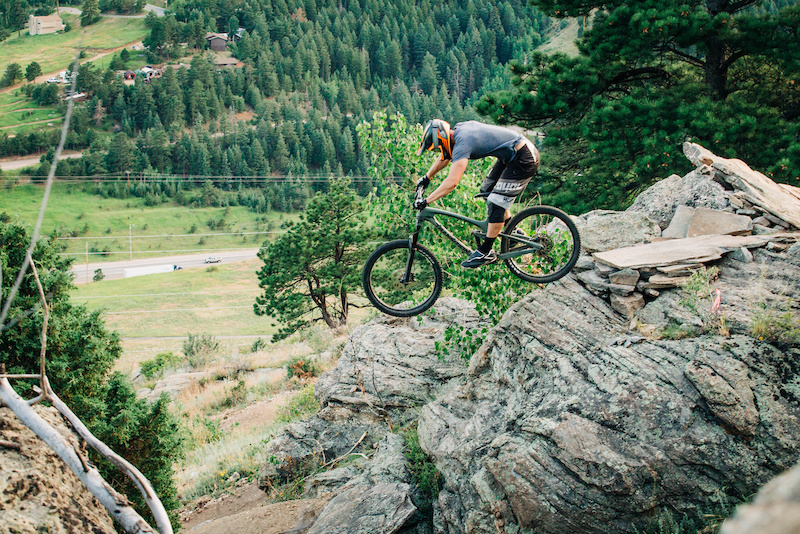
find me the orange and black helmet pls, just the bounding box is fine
[417,119,452,159]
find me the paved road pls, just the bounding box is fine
[0,151,82,171]
[72,248,260,284]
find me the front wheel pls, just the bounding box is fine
[501,205,581,283]
[362,240,443,317]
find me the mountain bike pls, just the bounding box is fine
[362,184,581,317]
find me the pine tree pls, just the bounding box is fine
[24,61,41,82]
[255,178,372,340]
[479,0,800,212]
[81,0,101,26]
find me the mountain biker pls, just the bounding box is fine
[415,119,540,268]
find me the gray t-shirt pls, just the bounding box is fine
[450,121,523,164]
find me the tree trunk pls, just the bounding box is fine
[704,34,729,100]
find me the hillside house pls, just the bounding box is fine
[213,56,243,69]
[28,14,65,35]
[205,33,228,51]
[139,66,162,82]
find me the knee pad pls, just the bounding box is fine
[487,201,506,223]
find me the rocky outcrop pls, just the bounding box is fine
[247,143,800,533]
[572,210,662,252]
[0,406,116,534]
[258,300,481,532]
[418,275,800,533]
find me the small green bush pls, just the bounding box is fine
[401,423,443,520]
[285,355,320,380]
[250,337,268,352]
[750,300,800,347]
[275,384,319,423]
[183,333,220,368]
[140,351,183,379]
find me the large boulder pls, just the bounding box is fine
[572,210,662,252]
[0,406,116,534]
[417,275,800,534]
[626,168,730,230]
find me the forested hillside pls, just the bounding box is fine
[2,0,556,212]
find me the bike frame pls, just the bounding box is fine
[400,187,542,283]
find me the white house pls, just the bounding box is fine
[28,14,65,35]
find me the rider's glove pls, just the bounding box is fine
[413,197,428,210]
[416,175,430,189]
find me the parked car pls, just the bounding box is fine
[204,257,221,263]
[46,78,61,84]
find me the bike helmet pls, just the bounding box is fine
[417,119,452,159]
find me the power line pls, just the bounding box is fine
[59,247,262,256]
[58,231,286,240]
[71,289,261,299]
[104,306,255,315]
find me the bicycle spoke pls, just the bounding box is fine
[363,241,442,316]
[501,206,580,283]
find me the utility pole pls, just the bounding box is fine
[86,242,89,283]
[129,224,134,260]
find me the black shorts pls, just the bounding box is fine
[480,142,539,209]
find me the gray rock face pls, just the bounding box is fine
[627,169,730,229]
[572,210,662,252]
[259,297,478,491]
[417,276,800,534]
[305,434,427,534]
[721,461,800,534]
[307,482,417,534]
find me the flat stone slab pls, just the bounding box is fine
[592,234,797,270]
[662,205,695,238]
[684,142,800,229]
[687,207,753,237]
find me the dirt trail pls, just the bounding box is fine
[181,485,329,534]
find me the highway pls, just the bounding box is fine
[71,248,260,284]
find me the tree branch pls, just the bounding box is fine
[0,378,159,534]
[608,67,670,87]
[43,377,174,534]
[660,44,706,68]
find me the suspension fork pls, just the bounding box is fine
[401,220,423,284]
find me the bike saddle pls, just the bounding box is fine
[473,192,490,199]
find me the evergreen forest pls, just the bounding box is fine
[2,0,557,212]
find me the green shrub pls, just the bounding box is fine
[275,384,319,423]
[750,300,800,347]
[401,423,443,521]
[250,337,268,352]
[140,351,183,379]
[183,333,220,368]
[285,355,320,380]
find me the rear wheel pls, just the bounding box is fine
[500,206,581,283]
[362,240,443,317]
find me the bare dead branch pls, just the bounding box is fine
[28,257,48,399]
[44,377,175,534]
[321,431,368,468]
[0,378,157,534]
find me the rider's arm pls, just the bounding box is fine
[426,158,468,204]
[424,156,450,182]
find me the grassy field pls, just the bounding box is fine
[0,182,291,261]
[72,257,270,337]
[0,15,148,76]
[0,89,63,135]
